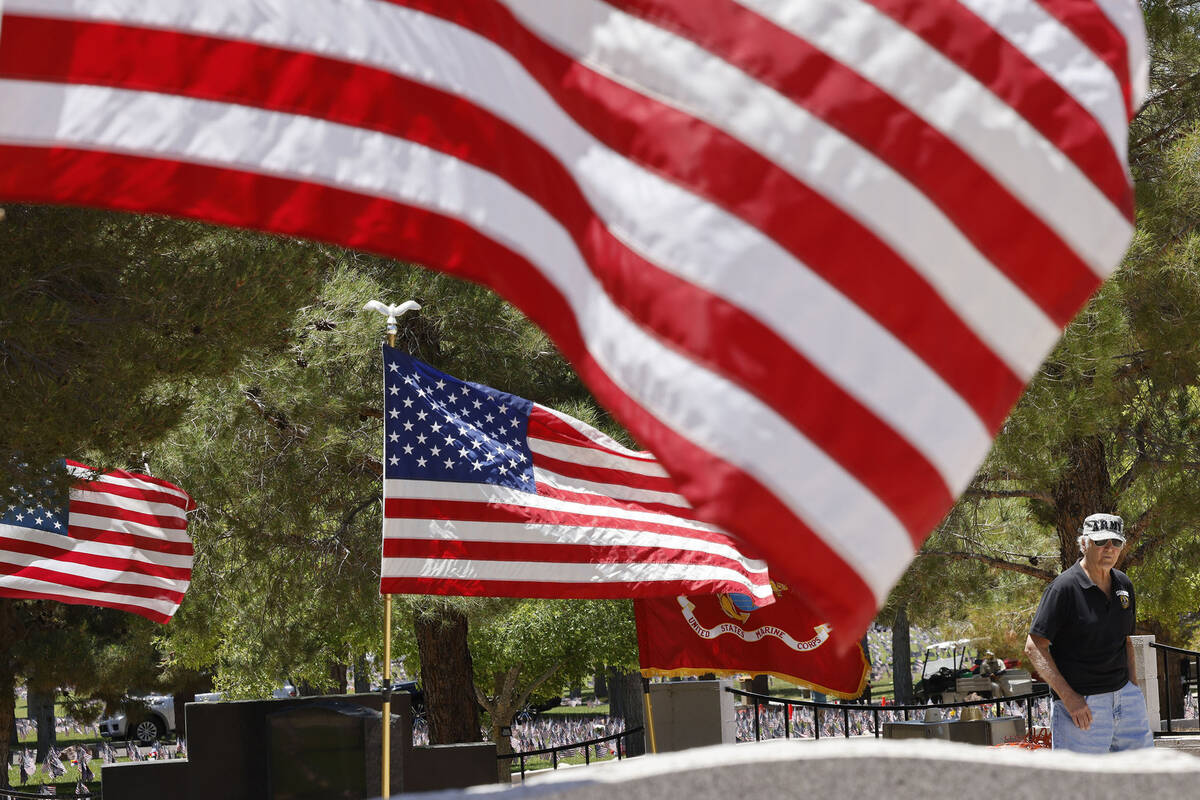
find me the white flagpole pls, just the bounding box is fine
[364,299,421,799]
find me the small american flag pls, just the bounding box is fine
[381,346,772,604]
[0,461,194,624]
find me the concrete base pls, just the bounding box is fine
[1156,736,1200,756]
[1129,635,1161,731]
[647,680,735,752]
[403,738,1200,800]
[882,720,951,740]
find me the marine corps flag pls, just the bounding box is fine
[635,584,868,699]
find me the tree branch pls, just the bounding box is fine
[243,388,310,440]
[1131,68,1200,131]
[962,487,1053,503]
[514,662,561,712]
[336,495,378,542]
[1114,447,1153,497]
[919,550,1056,582]
[1120,506,1162,569]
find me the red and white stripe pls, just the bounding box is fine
[0,461,194,624]
[383,405,774,603]
[0,0,1146,641]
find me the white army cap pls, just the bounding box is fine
[1080,513,1125,542]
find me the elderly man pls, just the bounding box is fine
[1024,513,1154,752]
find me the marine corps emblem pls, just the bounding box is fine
[1116,589,1131,610]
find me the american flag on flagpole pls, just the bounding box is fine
[0,1,1146,642]
[381,346,773,603]
[0,461,194,624]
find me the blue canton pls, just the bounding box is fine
[383,346,536,491]
[1,481,67,536]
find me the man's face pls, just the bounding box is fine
[1082,537,1123,571]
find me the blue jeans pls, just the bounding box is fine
[1051,681,1154,752]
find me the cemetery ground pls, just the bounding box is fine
[8,695,175,794]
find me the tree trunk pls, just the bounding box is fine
[892,606,913,705]
[353,654,372,694]
[1051,436,1114,570]
[491,716,515,784]
[27,688,55,763]
[0,600,16,789]
[415,606,480,744]
[605,668,645,757]
[592,668,607,700]
[328,661,348,695]
[477,662,560,785]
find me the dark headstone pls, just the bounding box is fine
[266,701,374,800]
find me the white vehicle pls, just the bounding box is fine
[100,683,298,743]
[99,695,175,744]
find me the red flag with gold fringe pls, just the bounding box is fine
[635,584,868,699]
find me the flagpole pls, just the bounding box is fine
[382,592,392,797]
[364,299,421,800]
[641,678,658,754]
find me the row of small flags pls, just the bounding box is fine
[13,739,184,789]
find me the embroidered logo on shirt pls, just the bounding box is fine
[1116,589,1131,610]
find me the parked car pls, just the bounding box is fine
[99,695,175,744]
[100,683,299,743]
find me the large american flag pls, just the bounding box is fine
[0,1,1146,642]
[0,461,194,624]
[381,347,773,603]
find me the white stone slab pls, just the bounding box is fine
[390,738,1200,800]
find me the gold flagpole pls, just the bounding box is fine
[642,678,658,754]
[364,300,421,800]
[382,593,392,797]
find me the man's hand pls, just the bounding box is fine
[1061,690,1092,730]
[1025,634,1092,729]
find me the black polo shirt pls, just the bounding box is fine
[1029,561,1135,696]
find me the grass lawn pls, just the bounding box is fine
[541,703,609,717]
[6,756,104,795]
[507,748,623,774]
[765,677,897,703]
[13,698,107,746]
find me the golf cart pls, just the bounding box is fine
[913,639,1034,703]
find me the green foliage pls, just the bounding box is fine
[467,599,637,705]
[0,205,330,501]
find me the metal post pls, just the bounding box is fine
[842,706,850,738]
[785,703,791,739]
[381,593,392,798]
[642,680,658,754]
[552,750,558,770]
[1164,649,1173,734]
[814,706,820,740]
[364,300,419,799]
[873,708,880,738]
[753,701,761,741]
[1026,696,1033,734]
